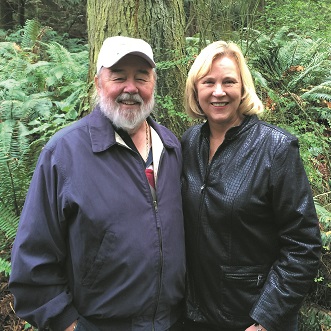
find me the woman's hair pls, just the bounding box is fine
[185,40,264,119]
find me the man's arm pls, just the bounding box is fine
[9,147,79,331]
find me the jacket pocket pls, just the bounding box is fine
[219,265,269,317]
[81,230,116,288]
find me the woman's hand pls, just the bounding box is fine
[245,324,267,331]
[64,320,78,331]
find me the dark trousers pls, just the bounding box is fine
[183,319,219,331]
[183,316,299,331]
[75,315,185,331]
[75,316,100,331]
[169,317,185,331]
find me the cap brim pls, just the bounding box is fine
[102,51,156,70]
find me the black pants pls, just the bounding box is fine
[183,319,221,331]
[75,316,100,331]
[75,316,185,331]
[169,317,185,331]
[183,316,299,331]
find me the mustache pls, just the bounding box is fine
[116,93,143,103]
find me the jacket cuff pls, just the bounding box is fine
[49,304,79,331]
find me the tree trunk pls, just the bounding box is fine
[0,0,14,30]
[18,0,25,26]
[148,0,187,135]
[258,0,265,11]
[185,0,213,47]
[186,0,265,44]
[86,0,187,136]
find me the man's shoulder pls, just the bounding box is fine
[44,114,91,151]
[149,118,180,147]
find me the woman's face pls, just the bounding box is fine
[196,56,243,129]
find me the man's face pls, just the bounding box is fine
[95,54,156,134]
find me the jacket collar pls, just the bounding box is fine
[201,115,259,141]
[88,105,177,153]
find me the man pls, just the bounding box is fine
[9,36,185,331]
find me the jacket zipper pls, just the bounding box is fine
[191,154,212,304]
[200,136,215,194]
[152,150,164,330]
[195,137,222,301]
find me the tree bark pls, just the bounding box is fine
[186,0,265,44]
[18,0,25,26]
[86,0,187,136]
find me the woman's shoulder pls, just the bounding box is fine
[182,122,204,142]
[256,119,298,144]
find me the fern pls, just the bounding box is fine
[300,304,331,331]
[244,28,330,94]
[302,80,331,103]
[243,27,331,195]
[0,22,89,281]
[314,195,331,247]
[21,19,52,56]
[0,202,19,276]
[0,258,11,277]
[0,202,19,241]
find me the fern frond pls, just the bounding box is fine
[0,121,34,215]
[287,61,326,91]
[21,19,42,49]
[302,80,331,102]
[270,26,291,44]
[245,28,330,94]
[0,258,11,277]
[314,197,331,248]
[46,42,74,65]
[0,23,87,233]
[0,203,19,241]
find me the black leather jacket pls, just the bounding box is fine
[181,115,321,331]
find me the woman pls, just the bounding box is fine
[181,40,321,331]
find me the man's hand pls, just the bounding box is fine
[245,324,267,331]
[64,320,78,331]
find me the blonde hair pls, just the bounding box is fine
[185,40,264,119]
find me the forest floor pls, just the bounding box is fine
[0,275,32,331]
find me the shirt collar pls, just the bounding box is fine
[88,106,117,153]
[88,105,178,153]
[201,115,258,141]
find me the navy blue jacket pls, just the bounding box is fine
[10,107,185,331]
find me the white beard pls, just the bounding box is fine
[99,92,154,134]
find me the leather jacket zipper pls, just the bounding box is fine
[192,160,212,303]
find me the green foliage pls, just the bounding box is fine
[0,259,11,277]
[242,27,330,93]
[256,0,331,41]
[155,94,193,136]
[300,304,331,331]
[314,195,331,248]
[21,19,43,49]
[0,19,89,276]
[241,28,331,194]
[0,203,19,277]
[302,78,331,127]
[299,196,331,331]
[52,0,83,6]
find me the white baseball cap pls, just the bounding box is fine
[96,36,156,73]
